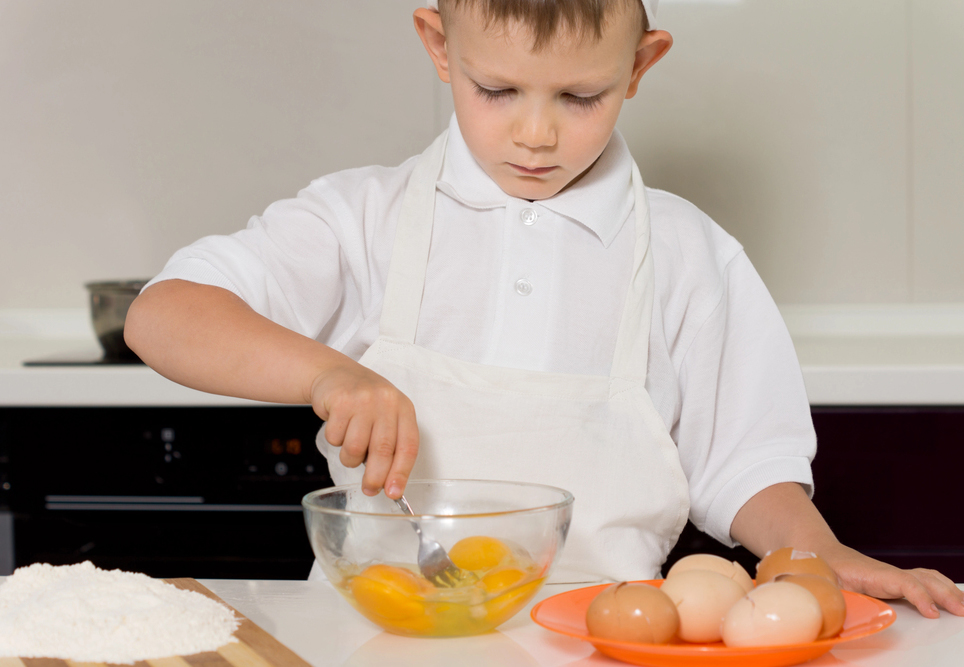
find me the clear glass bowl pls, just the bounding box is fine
[303,479,573,637]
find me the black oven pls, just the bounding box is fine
[0,406,333,579]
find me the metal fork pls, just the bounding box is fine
[393,495,463,587]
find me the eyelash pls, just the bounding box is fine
[472,83,603,110]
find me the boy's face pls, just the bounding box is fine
[415,5,672,201]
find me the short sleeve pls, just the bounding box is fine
[147,196,345,338]
[676,251,816,548]
[146,162,415,347]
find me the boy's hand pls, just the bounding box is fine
[125,281,419,499]
[732,482,964,618]
[310,360,418,499]
[819,542,964,619]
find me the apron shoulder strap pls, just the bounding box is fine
[378,131,449,342]
[610,162,655,381]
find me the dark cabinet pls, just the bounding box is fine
[3,405,961,581]
[665,407,964,582]
[0,406,331,579]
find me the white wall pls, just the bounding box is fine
[1,0,962,308]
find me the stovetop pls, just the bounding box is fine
[22,349,144,366]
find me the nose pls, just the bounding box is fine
[512,104,557,149]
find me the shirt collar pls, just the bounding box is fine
[437,114,635,248]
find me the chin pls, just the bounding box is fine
[499,179,565,201]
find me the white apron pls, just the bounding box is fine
[312,131,690,583]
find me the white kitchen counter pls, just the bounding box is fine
[0,310,269,407]
[783,304,964,405]
[4,306,964,406]
[199,578,964,667]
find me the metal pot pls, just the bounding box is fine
[85,279,150,361]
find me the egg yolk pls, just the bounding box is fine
[481,567,526,594]
[448,536,512,571]
[350,564,433,622]
[340,537,542,636]
[484,574,545,624]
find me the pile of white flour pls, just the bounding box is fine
[0,561,239,663]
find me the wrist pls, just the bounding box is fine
[303,346,350,406]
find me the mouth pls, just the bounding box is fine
[508,163,558,176]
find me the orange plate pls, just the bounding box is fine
[530,580,895,667]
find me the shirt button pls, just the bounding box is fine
[520,208,538,225]
[514,279,533,296]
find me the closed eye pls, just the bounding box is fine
[473,83,513,102]
[565,93,603,110]
[473,82,603,110]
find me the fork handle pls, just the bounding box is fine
[393,495,416,516]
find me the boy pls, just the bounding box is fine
[126,0,964,616]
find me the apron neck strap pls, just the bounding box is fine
[610,162,654,381]
[378,131,449,342]
[378,131,655,382]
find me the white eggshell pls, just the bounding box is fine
[722,581,823,647]
[660,570,746,643]
[666,553,755,593]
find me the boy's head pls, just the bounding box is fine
[415,1,671,201]
[435,0,653,51]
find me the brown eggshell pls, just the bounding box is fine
[665,553,755,593]
[756,547,840,587]
[777,574,847,639]
[585,582,679,644]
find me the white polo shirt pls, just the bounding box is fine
[149,114,815,548]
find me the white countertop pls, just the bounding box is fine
[4,306,964,406]
[0,309,268,407]
[199,578,964,667]
[782,304,964,405]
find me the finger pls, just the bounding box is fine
[338,414,374,470]
[384,402,419,500]
[323,405,349,447]
[361,414,399,497]
[913,568,956,588]
[899,575,941,618]
[913,569,964,616]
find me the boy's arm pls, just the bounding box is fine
[125,279,418,498]
[730,482,964,618]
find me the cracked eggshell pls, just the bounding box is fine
[659,569,746,643]
[665,553,755,593]
[722,581,823,647]
[585,582,679,644]
[776,573,847,639]
[756,547,840,587]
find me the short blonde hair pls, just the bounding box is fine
[438,0,649,51]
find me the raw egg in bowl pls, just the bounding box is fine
[303,479,573,637]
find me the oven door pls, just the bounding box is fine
[0,406,333,579]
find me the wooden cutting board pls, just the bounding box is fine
[0,578,313,667]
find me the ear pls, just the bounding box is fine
[414,8,450,84]
[625,30,673,99]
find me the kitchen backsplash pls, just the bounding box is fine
[2,0,962,308]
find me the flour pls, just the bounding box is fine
[0,561,240,663]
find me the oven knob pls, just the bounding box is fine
[274,462,288,476]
